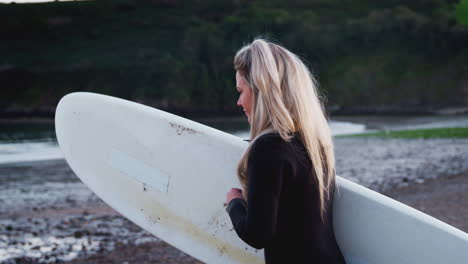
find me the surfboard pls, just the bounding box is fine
[55,92,468,264]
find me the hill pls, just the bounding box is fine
[1,0,467,117]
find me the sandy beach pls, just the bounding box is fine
[1,136,468,263]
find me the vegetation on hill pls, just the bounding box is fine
[1,0,467,117]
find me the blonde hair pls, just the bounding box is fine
[234,38,336,219]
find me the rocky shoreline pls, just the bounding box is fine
[1,136,468,263]
[1,204,194,264]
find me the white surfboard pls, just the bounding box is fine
[55,92,468,264]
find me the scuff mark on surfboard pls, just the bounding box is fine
[169,122,198,136]
[216,243,228,257]
[71,111,82,130]
[165,175,171,194]
[147,214,162,224]
[206,209,230,244]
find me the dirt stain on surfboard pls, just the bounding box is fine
[131,191,263,264]
[169,122,198,136]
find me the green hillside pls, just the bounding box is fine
[1,0,467,117]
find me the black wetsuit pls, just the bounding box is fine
[226,132,346,264]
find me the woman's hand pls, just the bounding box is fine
[226,188,243,206]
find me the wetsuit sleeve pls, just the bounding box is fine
[226,137,286,249]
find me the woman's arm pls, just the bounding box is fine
[226,136,286,249]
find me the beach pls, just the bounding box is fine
[383,170,468,233]
[1,134,468,263]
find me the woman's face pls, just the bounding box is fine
[236,71,253,123]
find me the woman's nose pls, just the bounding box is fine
[237,98,242,107]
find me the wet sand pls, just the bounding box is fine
[383,170,468,233]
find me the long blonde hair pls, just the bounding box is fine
[234,38,336,219]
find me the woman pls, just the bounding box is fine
[225,38,346,264]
